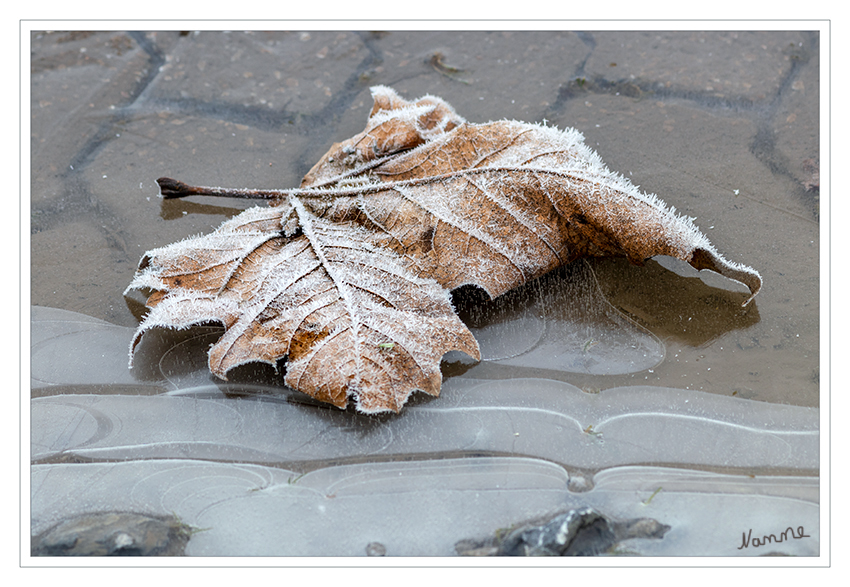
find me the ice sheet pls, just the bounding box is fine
[32,377,817,473]
[31,458,818,556]
[30,305,818,557]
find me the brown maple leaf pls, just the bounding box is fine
[126,85,761,413]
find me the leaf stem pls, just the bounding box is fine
[157,177,286,200]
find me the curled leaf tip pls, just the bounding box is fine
[689,247,762,307]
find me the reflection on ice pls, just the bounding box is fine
[653,255,753,295]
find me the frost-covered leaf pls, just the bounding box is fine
[127,85,761,413]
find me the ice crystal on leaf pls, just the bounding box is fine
[126,86,761,413]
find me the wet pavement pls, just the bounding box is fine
[29,29,820,557]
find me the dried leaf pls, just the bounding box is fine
[127,86,761,413]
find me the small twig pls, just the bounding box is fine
[642,486,663,505]
[287,472,307,485]
[583,424,603,438]
[582,338,598,353]
[430,52,470,84]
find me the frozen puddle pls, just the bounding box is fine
[29,306,818,556]
[31,458,817,557]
